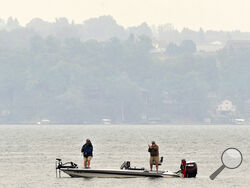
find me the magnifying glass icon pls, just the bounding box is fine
[210,147,243,180]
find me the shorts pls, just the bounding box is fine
[150,156,159,165]
[84,156,92,162]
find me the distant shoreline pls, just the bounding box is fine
[0,123,247,126]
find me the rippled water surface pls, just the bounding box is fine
[0,125,249,188]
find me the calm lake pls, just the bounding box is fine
[0,125,249,188]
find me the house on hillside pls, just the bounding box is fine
[217,100,236,113]
[197,41,224,52]
[216,100,236,124]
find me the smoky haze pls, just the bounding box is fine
[0,16,250,124]
[1,0,250,31]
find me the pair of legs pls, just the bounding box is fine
[150,156,159,172]
[84,156,92,168]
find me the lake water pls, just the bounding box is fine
[0,125,249,188]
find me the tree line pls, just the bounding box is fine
[0,16,250,124]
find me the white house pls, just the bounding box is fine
[217,100,236,112]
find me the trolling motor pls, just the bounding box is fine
[56,158,78,178]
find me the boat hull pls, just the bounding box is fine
[61,168,181,178]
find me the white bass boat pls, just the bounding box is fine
[55,159,197,178]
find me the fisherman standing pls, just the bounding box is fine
[81,139,93,168]
[148,141,159,172]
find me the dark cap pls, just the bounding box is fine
[152,141,155,144]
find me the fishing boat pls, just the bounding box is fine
[55,158,197,178]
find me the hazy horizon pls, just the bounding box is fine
[1,0,250,31]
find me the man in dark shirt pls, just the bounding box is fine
[81,139,93,168]
[148,141,159,172]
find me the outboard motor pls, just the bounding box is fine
[180,159,187,177]
[180,159,197,178]
[186,161,197,177]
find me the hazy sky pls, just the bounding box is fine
[1,0,250,31]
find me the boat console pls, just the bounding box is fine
[120,161,145,170]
